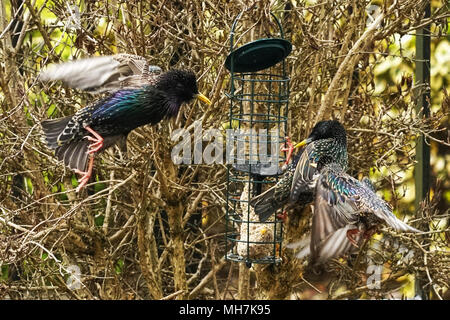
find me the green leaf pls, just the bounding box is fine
[1,265,9,281]
[71,174,78,187]
[24,177,33,194]
[94,182,106,193]
[46,104,57,117]
[115,259,124,274]
[94,214,104,227]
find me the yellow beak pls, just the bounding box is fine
[294,139,308,149]
[196,92,212,106]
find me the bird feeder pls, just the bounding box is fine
[224,11,291,267]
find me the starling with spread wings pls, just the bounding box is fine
[309,163,420,266]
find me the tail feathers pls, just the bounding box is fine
[41,117,72,149]
[249,188,285,222]
[53,134,124,172]
[43,116,90,171]
[55,140,90,171]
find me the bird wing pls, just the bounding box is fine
[317,164,420,233]
[361,176,376,192]
[313,171,356,244]
[361,193,420,233]
[290,190,361,265]
[288,199,361,265]
[249,171,292,222]
[337,174,419,233]
[249,149,306,221]
[309,166,365,265]
[310,224,361,265]
[290,139,334,202]
[40,54,162,93]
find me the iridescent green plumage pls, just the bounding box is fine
[40,54,211,191]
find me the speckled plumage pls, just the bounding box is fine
[309,163,420,265]
[250,120,348,222]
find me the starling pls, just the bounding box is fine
[40,54,211,191]
[309,163,420,266]
[250,120,348,222]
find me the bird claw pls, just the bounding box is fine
[87,140,104,154]
[281,136,294,165]
[346,229,360,248]
[75,173,90,192]
[83,127,104,154]
[276,211,288,222]
[74,156,94,192]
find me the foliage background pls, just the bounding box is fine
[0,0,449,299]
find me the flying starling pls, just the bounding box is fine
[309,163,420,266]
[40,54,211,191]
[250,120,348,222]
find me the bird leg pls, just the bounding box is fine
[281,136,294,165]
[346,228,361,248]
[74,156,94,192]
[73,126,104,192]
[84,126,104,154]
[276,210,288,222]
[362,226,378,240]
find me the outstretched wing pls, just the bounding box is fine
[40,54,162,93]
[310,164,419,265]
[310,177,362,265]
[361,192,420,233]
[317,164,419,234]
[361,176,376,192]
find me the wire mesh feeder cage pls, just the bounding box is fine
[224,11,292,267]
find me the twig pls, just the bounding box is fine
[315,2,390,122]
[160,290,185,300]
[188,257,227,299]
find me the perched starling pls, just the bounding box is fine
[40,54,211,191]
[250,120,348,222]
[309,163,420,266]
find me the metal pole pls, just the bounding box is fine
[414,3,431,212]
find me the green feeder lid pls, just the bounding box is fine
[225,38,292,73]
